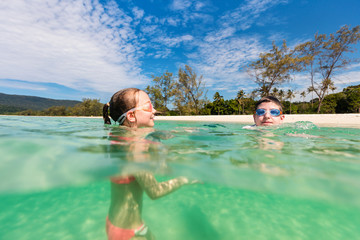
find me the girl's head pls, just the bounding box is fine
[103,88,155,128]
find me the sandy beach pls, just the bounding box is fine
[155,114,360,128]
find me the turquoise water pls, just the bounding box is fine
[0,116,359,240]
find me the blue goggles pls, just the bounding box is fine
[255,108,282,117]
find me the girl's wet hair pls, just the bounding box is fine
[103,88,141,125]
[255,96,283,112]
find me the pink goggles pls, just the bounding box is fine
[116,101,155,124]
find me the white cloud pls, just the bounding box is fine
[0,80,47,91]
[347,63,360,70]
[144,15,159,24]
[170,0,193,11]
[267,32,288,43]
[154,35,194,48]
[170,0,209,12]
[334,69,360,86]
[181,35,194,41]
[204,27,236,42]
[240,0,288,15]
[168,0,213,27]
[195,2,206,11]
[220,0,288,31]
[140,25,159,34]
[165,17,181,26]
[0,0,147,95]
[153,49,172,59]
[132,7,144,19]
[190,36,265,90]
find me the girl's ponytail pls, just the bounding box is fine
[103,103,111,124]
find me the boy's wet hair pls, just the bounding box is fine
[103,88,141,125]
[255,96,283,112]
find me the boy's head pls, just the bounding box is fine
[253,96,285,126]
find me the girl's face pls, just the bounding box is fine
[133,91,155,127]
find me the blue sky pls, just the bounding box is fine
[1,0,359,103]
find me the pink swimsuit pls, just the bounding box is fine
[110,176,136,184]
[106,216,148,240]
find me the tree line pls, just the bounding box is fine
[11,98,103,116]
[208,84,360,115]
[7,83,359,117]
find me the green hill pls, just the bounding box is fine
[0,93,81,114]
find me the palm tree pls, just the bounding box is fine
[271,87,279,98]
[236,90,245,114]
[250,90,259,100]
[300,91,306,110]
[278,89,285,102]
[213,92,224,115]
[286,89,296,114]
[300,91,306,102]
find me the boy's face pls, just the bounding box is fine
[253,101,285,126]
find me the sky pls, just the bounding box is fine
[1,0,360,103]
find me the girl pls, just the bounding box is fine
[103,88,194,240]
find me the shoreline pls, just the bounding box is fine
[155,114,360,128]
[1,114,360,128]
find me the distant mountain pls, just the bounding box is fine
[0,93,81,113]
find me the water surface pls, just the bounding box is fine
[0,116,359,240]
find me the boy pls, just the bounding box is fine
[253,96,285,126]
